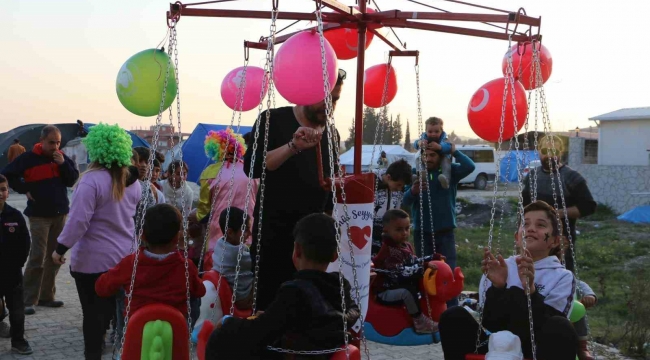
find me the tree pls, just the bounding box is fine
[391,114,403,145]
[404,121,412,151]
[344,118,355,150]
[362,107,380,145]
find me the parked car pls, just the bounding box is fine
[454,145,497,190]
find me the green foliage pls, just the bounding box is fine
[452,198,650,355]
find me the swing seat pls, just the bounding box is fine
[364,260,464,346]
[202,250,214,272]
[202,270,254,319]
[194,269,254,357]
[121,303,189,360]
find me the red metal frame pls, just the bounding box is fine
[167,0,542,174]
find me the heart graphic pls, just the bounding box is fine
[349,226,371,249]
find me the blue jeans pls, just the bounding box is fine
[413,229,459,307]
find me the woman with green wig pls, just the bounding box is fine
[51,124,142,360]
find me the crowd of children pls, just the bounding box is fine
[0,115,600,360]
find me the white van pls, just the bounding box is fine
[454,145,497,190]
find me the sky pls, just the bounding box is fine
[2,0,649,140]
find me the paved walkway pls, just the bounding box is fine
[0,195,443,360]
[0,263,443,360]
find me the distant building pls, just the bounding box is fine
[567,106,650,214]
[131,125,190,152]
[588,107,650,166]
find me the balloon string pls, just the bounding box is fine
[153,28,171,81]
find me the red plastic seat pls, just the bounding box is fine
[330,345,361,360]
[121,303,189,360]
[202,270,253,319]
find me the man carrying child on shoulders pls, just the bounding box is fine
[403,143,475,307]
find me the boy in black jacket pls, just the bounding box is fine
[206,213,360,360]
[0,175,33,355]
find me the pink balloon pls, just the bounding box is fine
[220,66,268,112]
[273,31,339,106]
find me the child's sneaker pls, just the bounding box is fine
[11,340,33,355]
[413,314,435,334]
[438,174,450,189]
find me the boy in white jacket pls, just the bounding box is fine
[439,200,579,360]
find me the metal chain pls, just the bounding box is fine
[228,61,257,316]
[117,24,176,359]
[532,47,595,358]
[506,44,537,360]
[313,3,352,358]
[413,64,435,321]
[496,136,514,257]
[369,58,392,175]
[474,36,510,352]
[250,7,278,316]
[196,61,249,274]
[168,28,195,355]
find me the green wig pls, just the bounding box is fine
[83,123,133,168]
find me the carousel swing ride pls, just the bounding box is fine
[111,0,595,359]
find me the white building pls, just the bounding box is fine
[589,107,650,166]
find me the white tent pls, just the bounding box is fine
[61,137,88,172]
[163,140,186,171]
[339,145,416,173]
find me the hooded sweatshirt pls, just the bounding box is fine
[211,237,254,301]
[479,255,576,316]
[477,255,576,358]
[206,270,360,360]
[95,249,206,316]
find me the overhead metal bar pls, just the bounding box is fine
[167,0,543,174]
[366,10,540,27]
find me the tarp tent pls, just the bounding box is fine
[0,123,149,171]
[178,123,253,183]
[339,145,416,174]
[618,205,650,224]
[499,150,540,182]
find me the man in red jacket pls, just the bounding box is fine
[1,125,79,315]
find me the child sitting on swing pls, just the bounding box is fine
[211,207,254,310]
[438,200,578,360]
[205,213,360,360]
[96,204,206,317]
[372,209,438,334]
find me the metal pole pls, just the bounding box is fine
[353,0,367,175]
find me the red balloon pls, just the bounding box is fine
[324,28,374,60]
[502,42,553,90]
[322,7,379,60]
[364,64,398,108]
[467,78,528,142]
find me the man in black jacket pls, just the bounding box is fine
[522,136,597,273]
[1,125,79,315]
[0,174,33,355]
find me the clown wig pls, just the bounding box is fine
[204,128,247,162]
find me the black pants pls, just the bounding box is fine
[0,282,26,346]
[71,271,116,360]
[250,222,297,311]
[439,306,577,360]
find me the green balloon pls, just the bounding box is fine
[116,49,178,117]
[569,300,586,322]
